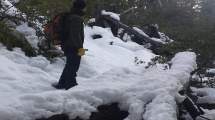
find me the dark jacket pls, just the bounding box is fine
[61,8,85,53]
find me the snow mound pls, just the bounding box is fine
[191,87,215,104]
[0,52,197,120]
[16,23,39,49]
[29,56,52,72]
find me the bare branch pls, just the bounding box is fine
[119,7,135,17]
[157,0,162,7]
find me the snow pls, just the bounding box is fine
[132,27,165,44]
[0,1,214,119]
[16,23,39,49]
[159,32,172,42]
[0,24,199,120]
[29,56,52,72]
[207,68,215,73]
[133,27,149,37]
[1,0,20,16]
[196,109,215,120]
[123,33,131,41]
[87,18,95,24]
[102,10,120,21]
[151,37,165,44]
[191,87,215,104]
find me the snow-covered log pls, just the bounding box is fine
[102,15,163,46]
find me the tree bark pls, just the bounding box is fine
[94,3,105,27]
[109,4,117,13]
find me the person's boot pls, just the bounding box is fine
[65,77,78,90]
[51,84,65,89]
[65,83,78,90]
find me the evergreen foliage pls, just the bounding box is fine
[37,42,64,61]
[0,22,36,57]
[15,0,75,59]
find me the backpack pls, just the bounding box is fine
[44,12,71,46]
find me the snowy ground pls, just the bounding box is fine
[1,0,215,119]
[0,24,211,120]
[191,87,215,104]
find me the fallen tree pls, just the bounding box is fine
[102,15,162,46]
[91,4,174,56]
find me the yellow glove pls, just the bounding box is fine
[78,48,85,56]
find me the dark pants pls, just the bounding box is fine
[58,49,81,90]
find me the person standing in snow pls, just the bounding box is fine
[52,0,86,90]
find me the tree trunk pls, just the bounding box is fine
[94,3,105,28]
[109,4,117,13]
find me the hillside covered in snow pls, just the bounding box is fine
[0,23,211,120]
[1,0,215,120]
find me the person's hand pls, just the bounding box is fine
[78,48,85,56]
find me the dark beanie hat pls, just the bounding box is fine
[73,0,86,9]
